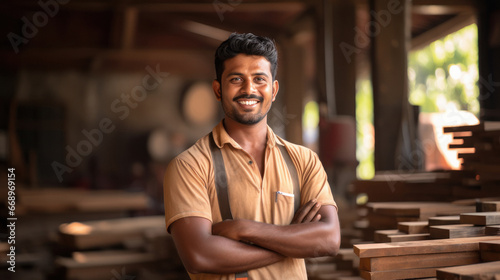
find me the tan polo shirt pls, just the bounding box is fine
[164,121,337,280]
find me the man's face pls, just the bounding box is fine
[213,54,279,125]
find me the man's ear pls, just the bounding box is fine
[272,80,279,102]
[212,79,222,101]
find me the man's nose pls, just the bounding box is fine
[242,80,256,93]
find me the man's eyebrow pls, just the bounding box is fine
[252,72,269,77]
[226,72,270,77]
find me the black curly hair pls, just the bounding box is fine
[214,33,278,83]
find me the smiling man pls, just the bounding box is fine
[163,33,340,280]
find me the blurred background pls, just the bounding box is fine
[1,0,500,279]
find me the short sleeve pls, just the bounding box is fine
[299,149,337,211]
[163,157,213,232]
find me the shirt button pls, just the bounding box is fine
[248,160,253,164]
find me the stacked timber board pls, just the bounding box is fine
[352,121,500,203]
[444,121,500,183]
[353,196,500,279]
[433,240,500,279]
[306,248,363,280]
[354,236,500,280]
[54,216,188,280]
[360,202,474,242]
[351,171,468,203]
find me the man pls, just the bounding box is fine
[164,33,340,279]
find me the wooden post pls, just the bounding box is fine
[280,40,305,145]
[370,0,412,171]
[478,0,500,121]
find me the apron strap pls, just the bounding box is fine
[209,132,301,280]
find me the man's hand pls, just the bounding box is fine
[212,219,247,241]
[213,199,323,242]
[291,199,322,224]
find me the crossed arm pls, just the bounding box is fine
[169,200,340,274]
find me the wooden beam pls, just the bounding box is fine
[122,7,138,50]
[411,13,475,51]
[370,0,412,171]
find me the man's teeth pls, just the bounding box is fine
[238,100,258,105]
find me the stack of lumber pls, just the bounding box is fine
[306,249,363,280]
[16,187,149,214]
[369,199,500,243]
[360,202,474,241]
[444,122,500,184]
[436,261,500,279]
[351,171,467,203]
[58,216,166,250]
[354,236,500,280]
[433,240,500,279]
[55,216,187,280]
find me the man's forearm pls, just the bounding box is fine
[192,234,284,274]
[215,205,340,258]
[170,217,284,275]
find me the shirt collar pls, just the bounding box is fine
[212,120,280,149]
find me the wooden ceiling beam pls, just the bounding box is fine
[411,13,476,51]
[412,0,477,15]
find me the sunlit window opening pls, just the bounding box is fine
[409,24,479,171]
[355,24,480,179]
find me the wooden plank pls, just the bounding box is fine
[335,248,359,261]
[360,267,437,280]
[367,202,474,217]
[428,216,461,226]
[481,251,500,262]
[486,225,500,235]
[480,240,500,252]
[374,230,405,243]
[436,261,500,280]
[429,224,485,239]
[478,201,500,212]
[367,214,422,229]
[359,251,480,271]
[398,221,429,234]
[58,216,166,250]
[55,250,159,279]
[387,233,430,242]
[461,212,500,226]
[354,236,500,258]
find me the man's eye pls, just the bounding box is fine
[255,77,266,82]
[230,77,242,82]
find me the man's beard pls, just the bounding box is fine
[221,93,270,125]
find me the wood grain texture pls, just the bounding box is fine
[436,261,500,280]
[478,201,500,212]
[398,221,429,234]
[359,251,480,271]
[486,225,500,235]
[480,240,500,252]
[360,267,438,280]
[429,224,485,239]
[354,236,500,258]
[367,202,474,217]
[460,212,500,226]
[428,216,461,226]
[387,233,430,242]
[481,251,500,262]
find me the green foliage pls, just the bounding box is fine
[355,24,478,179]
[409,24,479,115]
[356,79,375,179]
